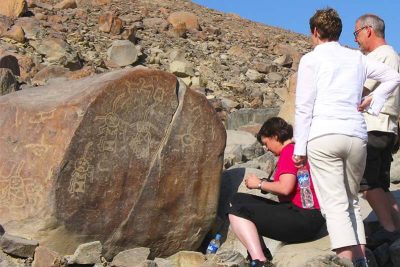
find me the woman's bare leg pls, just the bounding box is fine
[228,214,266,261]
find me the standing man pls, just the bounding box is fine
[355,14,400,245]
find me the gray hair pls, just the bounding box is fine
[357,14,385,38]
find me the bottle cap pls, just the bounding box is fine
[215,233,222,240]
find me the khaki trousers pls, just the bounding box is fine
[307,134,367,249]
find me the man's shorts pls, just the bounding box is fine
[361,131,396,192]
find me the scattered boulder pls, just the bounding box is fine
[227,45,251,61]
[66,66,96,80]
[169,60,195,77]
[272,237,338,267]
[107,40,138,67]
[76,0,111,7]
[167,11,200,31]
[5,52,34,82]
[0,233,38,258]
[0,53,20,76]
[273,44,303,70]
[274,87,288,102]
[31,38,81,70]
[168,22,187,38]
[224,143,242,168]
[0,249,18,267]
[168,49,186,62]
[31,65,70,86]
[54,0,78,9]
[98,12,123,34]
[226,108,280,130]
[0,0,27,18]
[142,18,169,31]
[226,130,257,150]
[266,72,283,83]
[237,123,262,136]
[0,16,12,36]
[211,250,247,267]
[0,68,19,95]
[274,54,293,68]
[302,254,354,267]
[168,251,206,267]
[121,26,136,43]
[32,246,67,267]
[220,97,239,111]
[153,257,172,267]
[3,25,25,43]
[14,17,42,40]
[251,61,277,74]
[111,247,150,267]
[67,241,102,264]
[245,69,264,83]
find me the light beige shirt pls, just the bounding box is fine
[364,45,400,133]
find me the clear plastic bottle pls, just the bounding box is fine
[206,233,222,254]
[296,167,314,209]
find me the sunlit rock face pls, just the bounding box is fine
[0,68,226,258]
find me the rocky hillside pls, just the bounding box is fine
[0,0,312,122]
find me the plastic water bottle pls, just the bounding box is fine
[296,167,314,209]
[206,233,222,254]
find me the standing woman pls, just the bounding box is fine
[293,8,400,267]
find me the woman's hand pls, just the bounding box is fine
[292,155,307,168]
[358,95,372,112]
[244,173,261,189]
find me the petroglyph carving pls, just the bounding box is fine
[153,86,165,103]
[76,108,85,117]
[0,162,26,208]
[14,109,21,128]
[128,92,160,159]
[129,122,153,159]
[29,109,56,124]
[95,94,132,153]
[25,134,52,157]
[97,159,111,173]
[176,123,203,154]
[69,142,94,194]
[133,76,167,109]
[0,161,43,212]
[96,82,166,160]
[45,168,54,183]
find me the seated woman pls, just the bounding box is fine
[228,117,325,267]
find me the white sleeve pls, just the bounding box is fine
[364,56,400,115]
[294,54,317,156]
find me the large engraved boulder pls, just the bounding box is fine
[0,68,226,258]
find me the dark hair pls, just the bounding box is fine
[309,8,342,41]
[357,14,385,38]
[257,117,293,144]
